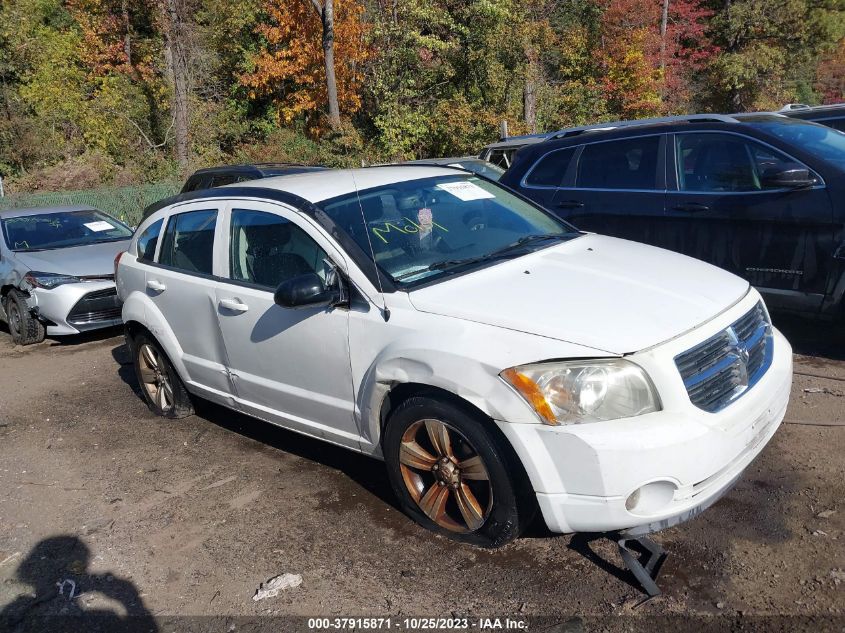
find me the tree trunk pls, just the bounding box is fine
[660,0,669,71]
[321,0,342,130]
[523,48,539,134]
[121,0,132,66]
[164,0,189,167]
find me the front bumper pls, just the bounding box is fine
[26,281,123,335]
[496,295,792,535]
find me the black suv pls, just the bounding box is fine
[500,113,845,319]
[180,163,326,193]
[781,104,845,132]
[141,163,326,221]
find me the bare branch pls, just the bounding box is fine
[107,108,174,150]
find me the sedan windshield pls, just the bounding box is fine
[318,175,578,285]
[1,210,133,252]
[749,118,845,169]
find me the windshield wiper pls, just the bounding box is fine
[428,234,570,273]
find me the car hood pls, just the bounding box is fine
[11,240,130,278]
[407,233,750,355]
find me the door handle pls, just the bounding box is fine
[672,202,710,212]
[557,200,585,209]
[218,298,249,313]
[146,279,166,292]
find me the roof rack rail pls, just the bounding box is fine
[549,114,742,139]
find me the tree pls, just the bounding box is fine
[815,37,845,103]
[705,0,845,110]
[241,0,369,132]
[161,0,191,167]
[310,0,341,130]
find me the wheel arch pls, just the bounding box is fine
[377,381,536,503]
[121,290,190,383]
[122,313,190,387]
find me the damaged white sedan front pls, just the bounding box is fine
[0,206,133,345]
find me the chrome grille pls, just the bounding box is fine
[675,302,773,413]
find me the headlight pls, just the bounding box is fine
[500,359,660,425]
[24,271,82,289]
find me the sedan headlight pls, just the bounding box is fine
[24,271,82,289]
[500,359,661,425]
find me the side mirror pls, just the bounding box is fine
[761,164,817,189]
[273,272,340,309]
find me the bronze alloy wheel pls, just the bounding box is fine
[138,343,174,413]
[398,418,493,533]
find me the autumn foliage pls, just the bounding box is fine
[240,0,370,130]
[0,0,842,190]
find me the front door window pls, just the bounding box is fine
[228,209,332,289]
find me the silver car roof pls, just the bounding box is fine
[0,205,98,219]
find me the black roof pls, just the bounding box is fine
[502,112,823,179]
[188,163,327,177]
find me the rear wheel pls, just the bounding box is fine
[383,396,534,547]
[131,333,193,418]
[6,290,45,345]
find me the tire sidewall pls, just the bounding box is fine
[383,396,524,548]
[7,294,22,340]
[7,290,45,345]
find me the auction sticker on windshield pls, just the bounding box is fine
[436,180,495,201]
[84,221,116,232]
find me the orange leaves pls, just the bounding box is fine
[240,0,370,130]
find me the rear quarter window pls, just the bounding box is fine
[136,219,163,262]
[524,147,577,187]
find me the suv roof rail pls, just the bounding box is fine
[549,113,742,139]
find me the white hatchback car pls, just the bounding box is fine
[116,166,792,547]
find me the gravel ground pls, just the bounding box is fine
[0,317,842,632]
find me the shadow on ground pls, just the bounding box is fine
[111,343,398,512]
[773,313,845,361]
[0,536,156,633]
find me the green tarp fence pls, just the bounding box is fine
[0,182,180,226]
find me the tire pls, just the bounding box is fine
[383,396,535,548]
[131,332,194,418]
[5,290,45,345]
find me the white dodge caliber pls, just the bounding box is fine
[116,166,792,547]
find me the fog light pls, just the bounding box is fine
[625,481,678,515]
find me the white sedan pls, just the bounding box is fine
[116,166,792,547]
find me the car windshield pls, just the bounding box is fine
[749,118,845,169]
[1,210,133,252]
[318,174,578,286]
[448,160,505,181]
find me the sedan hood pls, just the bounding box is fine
[408,234,749,355]
[12,240,130,278]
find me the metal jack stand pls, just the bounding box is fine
[610,531,668,598]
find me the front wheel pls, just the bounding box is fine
[131,333,194,418]
[5,290,45,345]
[383,396,535,547]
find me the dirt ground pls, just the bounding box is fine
[0,316,843,632]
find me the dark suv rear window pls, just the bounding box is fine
[577,136,660,190]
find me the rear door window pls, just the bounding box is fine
[576,136,660,190]
[158,210,218,275]
[209,174,239,188]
